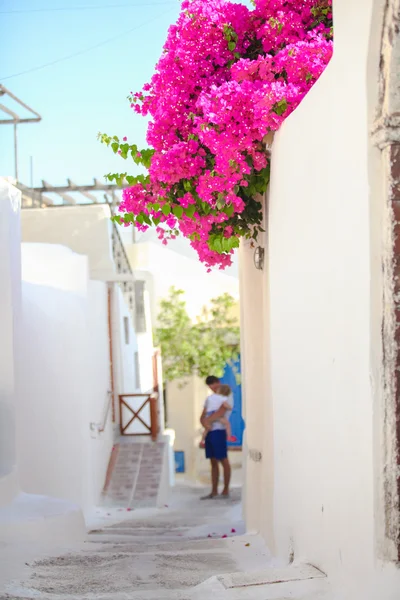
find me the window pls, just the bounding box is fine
[134,280,146,333]
[123,316,129,345]
[134,352,141,390]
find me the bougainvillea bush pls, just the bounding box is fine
[100,0,333,270]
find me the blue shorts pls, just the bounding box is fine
[205,429,228,460]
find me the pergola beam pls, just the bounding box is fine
[18,179,125,208]
[33,182,126,193]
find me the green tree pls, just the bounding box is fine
[154,287,240,383]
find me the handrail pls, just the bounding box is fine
[99,390,113,433]
[90,390,113,435]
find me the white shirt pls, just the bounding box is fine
[204,393,233,431]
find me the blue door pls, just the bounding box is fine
[220,357,244,448]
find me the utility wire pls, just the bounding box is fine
[0,1,177,14]
[0,7,176,81]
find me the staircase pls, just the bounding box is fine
[102,438,168,508]
[2,486,332,600]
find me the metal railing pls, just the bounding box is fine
[90,390,113,435]
[110,220,135,315]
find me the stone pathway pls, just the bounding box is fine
[102,440,166,508]
[1,485,333,600]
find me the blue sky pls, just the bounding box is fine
[0,0,250,276]
[0,0,251,187]
[0,0,181,186]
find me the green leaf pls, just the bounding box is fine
[272,98,288,116]
[141,214,152,226]
[224,204,235,217]
[212,236,223,253]
[111,142,119,154]
[200,201,211,215]
[216,197,225,210]
[162,203,171,216]
[221,237,230,252]
[123,213,134,224]
[116,174,125,187]
[185,205,196,219]
[173,205,184,219]
[228,41,236,51]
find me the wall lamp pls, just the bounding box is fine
[254,246,265,270]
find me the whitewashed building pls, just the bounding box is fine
[121,230,240,482]
[0,183,171,546]
[240,1,400,598]
[122,232,239,324]
[0,179,85,544]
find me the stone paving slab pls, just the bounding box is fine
[218,564,326,589]
[102,440,167,508]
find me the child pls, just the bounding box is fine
[199,384,236,448]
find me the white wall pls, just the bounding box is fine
[85,281,114,508]
[21,205,116,280]
[268,0,373,581]
[136,285,155,394]
[112,283,158,434]
[167,376,205,480]
[0,184,85,543]
[0,179,21,506]
[242,0,400,597]
[17,244,112,512]
[127,242,239,323]
[112,285,137,397]
[118,221,239,278]
[239,226,274,542]
[112,284,144,434]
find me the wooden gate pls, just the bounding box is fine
[119,394,159,440]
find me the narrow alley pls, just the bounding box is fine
[2,484,331,600]
[3,0,400,598]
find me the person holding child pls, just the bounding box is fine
[199,375,234,499]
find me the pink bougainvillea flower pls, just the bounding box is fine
[106,0,332,270]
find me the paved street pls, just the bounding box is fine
[1,485,333,600]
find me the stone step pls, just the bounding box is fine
[3,565,332,600]
[1,487,333,600]
[102,440,167,508]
